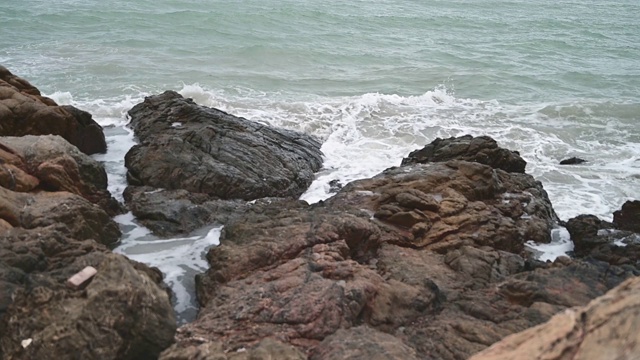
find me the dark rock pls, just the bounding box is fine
[124,91,323,200]
[566,214,640,268]
[613,200,640,233]
[401,135,527,173]
[123,186,250,236]
[0,66,106,154]
[328,179,343,193]
[559,157,587,165]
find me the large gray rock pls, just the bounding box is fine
[125,91,323,201]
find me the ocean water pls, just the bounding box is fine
[2,0,639,321]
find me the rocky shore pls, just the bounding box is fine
[1,66,638,359]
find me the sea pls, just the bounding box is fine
[2,0,639,322]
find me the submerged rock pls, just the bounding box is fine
[125,91,323,201]
[469,276,640,360]
[559,156,587,165]
[0,66,106,155]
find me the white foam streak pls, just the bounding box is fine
[526,227,574,262]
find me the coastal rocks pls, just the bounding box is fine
[0,238,176,360]
[125,91,323,200]
[0,66,106,155]
[0,186,120,246]
[613,200,640,233]
[164,135,618,359]
[401,135,527,173]
[1,135,121,215]
[161,338,306,360]
[123,186,249,236]
[469,275,640,360]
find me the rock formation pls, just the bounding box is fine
[0,66,106,154]
[469,276,640,360]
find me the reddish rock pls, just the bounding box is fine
[613,200,640,233]
[0,66,106,155]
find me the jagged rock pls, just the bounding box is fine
[310,326,419,360]
[0,250,176,360]
[1,135,121,215]
[160,338,306,360]
[401,135,527,173]
[0,66,106,154]
[559,157,587,165]
[613,200,640,233]
[0,186,120,245]
[124,91,323,201]
[123,186,250,236]
[469,276,640,360]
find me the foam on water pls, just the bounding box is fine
[526,227,574,262]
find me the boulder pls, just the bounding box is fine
[310,326,419,360]
[0,186,120,246]
[469,276,640,360]
[124,91,323,200]
[160,338,306,360]
[613,200,640,233]
[401,135,527,173]
[0,66,106,154]
[1,135,121,215]
[0,230,176,360]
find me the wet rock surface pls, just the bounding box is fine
[559,156,587,165]
[401,135,527,173]
[164,136,638,359]
[125,91,323,201]
[0,66,106,155]
[469,275,640,360]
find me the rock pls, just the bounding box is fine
[310,326,419,360]
[1,135,122,215]
[0,250,176,360]
[328,179,343,193]
[566,214,640,268]
[160,338,306,360]
[123,186,250,237]
[401,135,527,173]
[613,200,640,233]
[0,186,121,246]
[559,157,587,165]
[124,91,323,200]
[469,276,640,360]
[0,66,106,154]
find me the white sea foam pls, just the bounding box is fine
[526,227,574,262]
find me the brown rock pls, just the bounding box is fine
[160,338,306,360]
[0,66,106,154]
[1,135,121,215]
[310,326,419,360]
[469,276,640,360]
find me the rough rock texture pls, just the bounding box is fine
[0,186,120,245]
[159,136,640,360]
[566,214,640,269]
[401,135,527,173]
[123,186,250,237]
[469,276,640,360]
[613,200,640,233]
[1,135,121,215]
[125,91,323,200]
[0,227,176,360]
[0,66,106,154]
[160,338,306,360]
